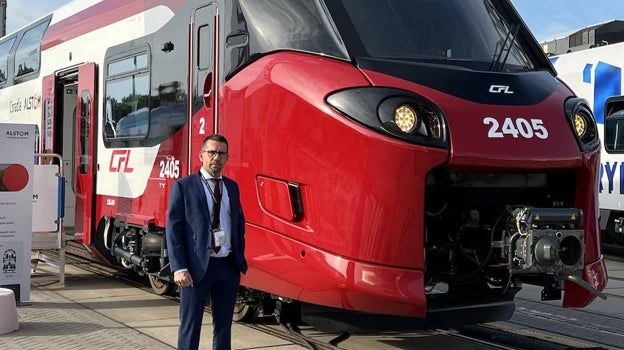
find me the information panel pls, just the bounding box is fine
[0,123,35,302]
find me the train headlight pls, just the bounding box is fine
[326,87,448,148]
[382,100,444,141]
[573,112,587,138]
[565,98,598,152]
[394,105,418,133]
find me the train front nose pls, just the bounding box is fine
[426,89,607,307]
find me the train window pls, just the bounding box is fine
[198,25,213,70]
[108,54,148,76]
[103,45,186,148]
[80,92,91,174]
[238,0,349,61]
[328,0,536,72]
[0,38,16,84]
[15,21,49,77]
[105,51,150,140]
[605,111,624,153]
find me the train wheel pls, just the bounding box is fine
[274,300,301,325]
[148,275,176,295]
[233,302,259,322]
[233,287,260,322]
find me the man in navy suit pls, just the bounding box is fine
[166,134,247,350]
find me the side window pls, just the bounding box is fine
[605,112,624,153]
[198,24,212,70]
[15,21,48,77]
[105,52,150,140]
[80,92,91,174]
[0,38,16,84]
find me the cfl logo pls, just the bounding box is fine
[489,85,514,94]
[109,150,134,173]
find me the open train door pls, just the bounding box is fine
[74,63,98,244]
[41,70,78,240]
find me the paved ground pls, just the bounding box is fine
[0,257,305,350]
[1,253,622,350]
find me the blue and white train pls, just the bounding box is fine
[550,37,624,247]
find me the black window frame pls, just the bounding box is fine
[0,37,16,85]
[14,19,50,80]
[103,47,152,144]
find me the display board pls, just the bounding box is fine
[0,124,35,302]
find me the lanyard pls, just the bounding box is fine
[201,176,222,204]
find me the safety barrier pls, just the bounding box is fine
[31,153,66,286]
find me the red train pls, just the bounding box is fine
[0,0,607,331]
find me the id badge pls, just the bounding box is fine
[212,229,226,247]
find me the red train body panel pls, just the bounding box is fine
[0,0,607,331]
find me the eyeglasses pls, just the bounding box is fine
[202,150,228,158]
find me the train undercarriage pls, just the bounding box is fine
[100,167,605,331]
[422,169,599,313]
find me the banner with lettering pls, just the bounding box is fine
[0,123,35,302]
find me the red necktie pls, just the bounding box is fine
[211,179,221,253]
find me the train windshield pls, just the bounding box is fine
[327,0,537,72]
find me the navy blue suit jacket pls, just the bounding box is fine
[166,172,247,282]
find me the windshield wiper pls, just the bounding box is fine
[490,24,519,72]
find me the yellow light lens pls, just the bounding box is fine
[394,105,417,132]
[574,113,586,137]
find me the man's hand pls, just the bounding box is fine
[174,270,194,288]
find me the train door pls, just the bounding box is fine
[189,4,217,172]
[74,63,98,244]
[61,82,77,233]
[41,71,78,237]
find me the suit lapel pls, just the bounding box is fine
[193,172,210,221]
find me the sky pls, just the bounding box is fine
[510,0,624,41]
[4,0,624,42]
[5,0,69,34]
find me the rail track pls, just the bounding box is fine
[39,250,616,350]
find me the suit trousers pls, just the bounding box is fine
[177,255,241,350]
